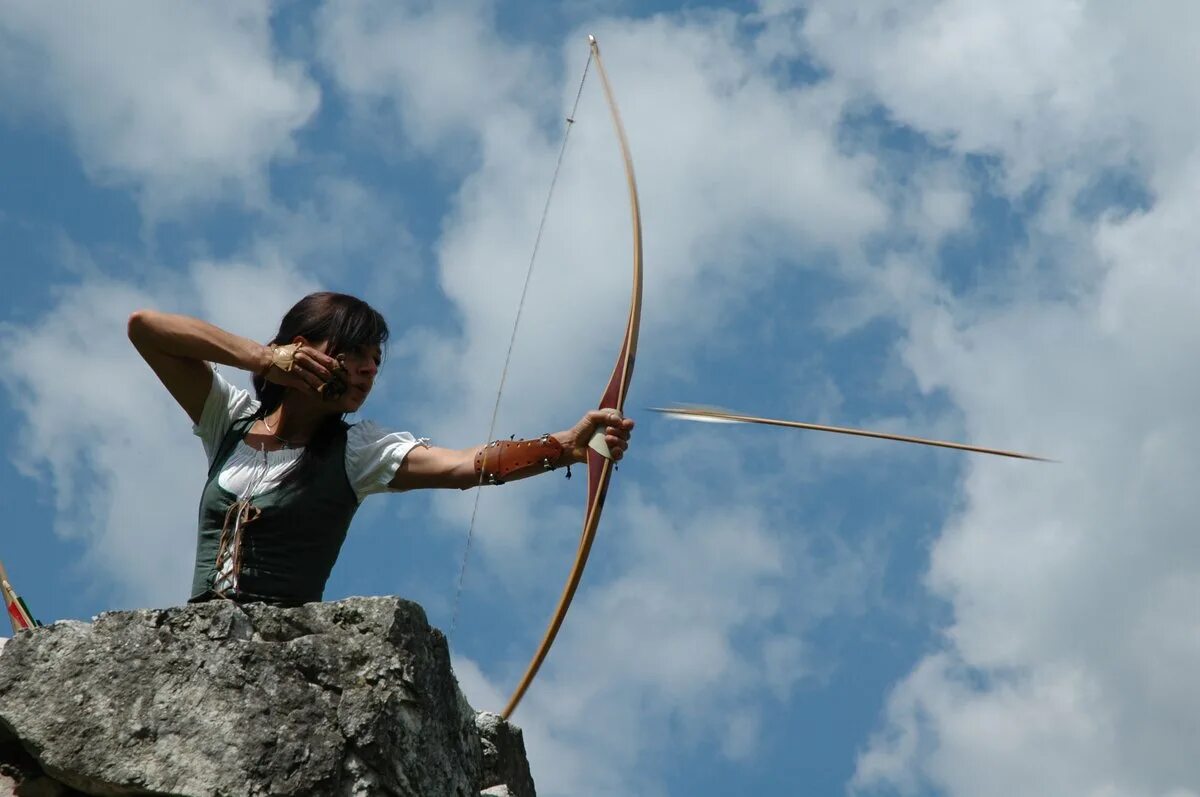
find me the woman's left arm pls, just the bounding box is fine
[388,409,634,491]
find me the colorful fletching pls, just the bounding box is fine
[0,560,39,634]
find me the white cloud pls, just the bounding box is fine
[0,2,318,213]
[315,0,546,157]
[794,0,1128,193]
[749,2,1200,795]
[858,171,1200,795]
[254,177,425,304]
[786,0,1200,199]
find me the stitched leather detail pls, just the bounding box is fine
[474,434,565,485]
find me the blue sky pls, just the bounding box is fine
[3,3,1199,796]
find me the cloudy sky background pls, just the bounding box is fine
[2,1,1197,795]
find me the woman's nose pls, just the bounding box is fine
[352,356,377,378]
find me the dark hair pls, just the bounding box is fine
[251,292,389,485]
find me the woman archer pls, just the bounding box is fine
[127,291,634,608]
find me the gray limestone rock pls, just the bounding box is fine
[475,712,536,797]
[0,597,533,797]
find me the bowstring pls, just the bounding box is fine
[448,49,594,641]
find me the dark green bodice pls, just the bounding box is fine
[190,416,359,605]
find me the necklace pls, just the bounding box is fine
[261,412,303,449]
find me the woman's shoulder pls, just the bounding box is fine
[195,368,261,460]
[210,368,261,419]
[343,419,430,500]
[345,418,425,446]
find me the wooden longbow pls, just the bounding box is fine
[501,35,644,720]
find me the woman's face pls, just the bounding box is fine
[313,340,381,413]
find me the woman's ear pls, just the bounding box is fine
[292,335,321,351]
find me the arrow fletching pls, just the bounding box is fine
[0,560,39,634]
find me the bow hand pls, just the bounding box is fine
[556,409,634,463]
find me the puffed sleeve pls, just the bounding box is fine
[345,420,430,502]
[192,368,260,465]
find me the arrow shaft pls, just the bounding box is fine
[653,407,1053,462]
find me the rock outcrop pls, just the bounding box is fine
[0,597,534,797]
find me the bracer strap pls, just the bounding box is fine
[474,435,566,485]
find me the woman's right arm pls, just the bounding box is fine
[127,310,272,424]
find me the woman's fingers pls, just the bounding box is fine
[264,343,348,399]
[587,409,634,431]
[297,367,327,392]
[604,424,631,459]
[296,348,337,382]
[554,411,635,465]
[585,410,634,460]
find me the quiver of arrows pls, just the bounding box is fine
[0,560,39,634]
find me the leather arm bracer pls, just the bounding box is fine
[473,435,566,485]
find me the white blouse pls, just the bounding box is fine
[193,369,428,503]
